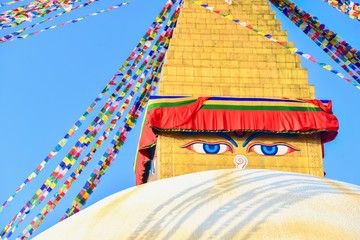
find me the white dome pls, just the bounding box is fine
[35,169,360,239]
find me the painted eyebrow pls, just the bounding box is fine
[242,132,297,147]
[182,132,238,147]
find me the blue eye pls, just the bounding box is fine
[203,144,220,154]
[182,141,233,154]
[248,143,298,156]
[261,145,278,155]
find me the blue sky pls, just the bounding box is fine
[0,0,359,238]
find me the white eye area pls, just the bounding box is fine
[276,145,291,155]
[192,143,229,154]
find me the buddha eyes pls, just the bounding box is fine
[247,142,298,156]
[181,140,298,156]
[181,141,233,154]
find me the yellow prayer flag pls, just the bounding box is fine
[63,157,71,165]
[225,14,234,20]
[67,129,74,137]
[50,182,56,189]
[83,191,89,199]
[69,158,76,165]
[36,189,43,196]
[87,135,94,142]
[44,179,51,186]
[289,48,298,54]
[4,225,10,232]
[79,136,86,143]
[59,139,67,147]
[29,172,36,179]
[323,65,332,70]
[102,115,109,122]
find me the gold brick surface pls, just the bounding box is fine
[149,0,323,182]
[158,0,315,98]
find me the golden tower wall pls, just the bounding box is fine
[159,0,315,98]
[150,0,324,181]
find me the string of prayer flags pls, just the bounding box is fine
[0,28,145,217]
[2,65,129,238]
[107,0,175,88]
[0,77,118,216]
[0,0,172,218]
[269,0,360,83]
[24,6,175,238]
[59,0,74,12]
[1,0,99,42]
[271,0,360,71]
[60,3,179,222]
[20,52,161,239]
[189,0,360,90]
[0,0,84,28]
[0,1,179,238]
[2,45,153,238]
[17,66,154,239]
[0,0,82,29]
[61,64,164,222]
[1,1,130,43]
[0,0,24,8]
[323,0,360,22]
